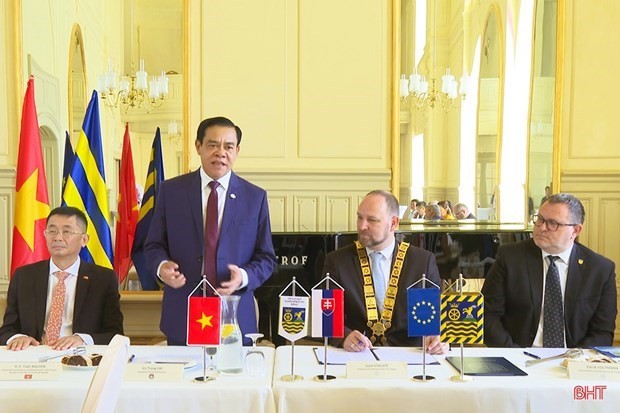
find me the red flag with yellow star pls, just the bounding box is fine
[114,123,139,283]
[10,77,50,277]
[187,296,221,346]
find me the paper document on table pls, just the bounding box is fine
[523,348,568,359]
[313,347,377,365]
[371,347,439,365]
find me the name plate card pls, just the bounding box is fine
[125,363,184,382]
[346,361,408,379]
[568,361,620,381]
[0,362,61,381]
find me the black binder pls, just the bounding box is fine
[446,356,528,376]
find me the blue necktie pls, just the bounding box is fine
[371,251,386,312]
[543,256,565,347]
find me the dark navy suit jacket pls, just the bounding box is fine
[482,239,617,347]
[144,170,276,344]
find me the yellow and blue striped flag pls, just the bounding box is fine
[62,91,113,268]
[131,127,165,290]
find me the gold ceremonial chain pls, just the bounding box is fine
[355,241,409,344]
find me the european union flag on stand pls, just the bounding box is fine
[132,128,165,290]
[62,91,113,268]
[407,287,440,337]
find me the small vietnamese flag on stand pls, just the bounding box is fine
[187,296,221,346]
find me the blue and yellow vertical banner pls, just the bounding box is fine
[62,91,113,268]
[131,127,165,290]
[440,292,484,344]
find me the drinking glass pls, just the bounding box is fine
[205,346,218,372]
[244,333,265,377]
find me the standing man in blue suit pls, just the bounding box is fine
[145,116,277,345]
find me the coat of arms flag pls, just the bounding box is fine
[278,295,309,342]
[440,292,484,344]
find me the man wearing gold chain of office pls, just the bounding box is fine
[322,190,448,353]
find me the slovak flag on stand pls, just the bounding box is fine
[187,296,221,346]
[311,289,344,338]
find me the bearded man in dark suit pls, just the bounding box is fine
[0,206,123,351]
[322,190,448,354]
[482,193,616,347]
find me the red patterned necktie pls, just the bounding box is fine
[45,271,68,345]
[203,181,220,292]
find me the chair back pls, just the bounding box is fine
[81,335,130,413]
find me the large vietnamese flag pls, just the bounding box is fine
[311,289,344,338]
[10,76,50,277]
[114,123,139,283]
[187,296,221,346]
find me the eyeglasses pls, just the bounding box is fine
[44,229,85,238]
[530,214,577,232]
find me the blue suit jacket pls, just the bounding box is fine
[144,170,276,343]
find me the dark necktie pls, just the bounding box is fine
[203,181,220,291]
[543,255,565,347]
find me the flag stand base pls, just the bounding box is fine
[193,376,216,383]
[412,375,435,382]
[450,374,473,382]
[313,374,336,381]
[280,374,303,382]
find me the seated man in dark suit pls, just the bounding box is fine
[322,190,448,354]
[0,206,124,351]
[482,193,616,348]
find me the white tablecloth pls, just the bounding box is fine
[0,345,275,413]
[273,345,620,413]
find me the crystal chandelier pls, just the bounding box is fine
[400,0,469,112]
[98,58,168,113]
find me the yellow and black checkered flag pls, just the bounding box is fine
[440,292,483,344]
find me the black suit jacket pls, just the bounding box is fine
[322,242,441,347]
[0,260,124,345]
[482,239,617,347]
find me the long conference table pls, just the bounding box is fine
[1,344,619,412]
[0,345,275,413]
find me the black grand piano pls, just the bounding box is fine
[255,222,532,345]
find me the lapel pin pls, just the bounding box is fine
[578,259,584,265]
[230,193,236,199]
[83,275,89,280]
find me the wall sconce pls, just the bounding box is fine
[168,120,182,143]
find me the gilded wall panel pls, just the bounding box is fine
[563,1,620,169]
[326,196,353,232]
[294,195,322,232]
[298,0,390,164]
[267,195,288,233]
